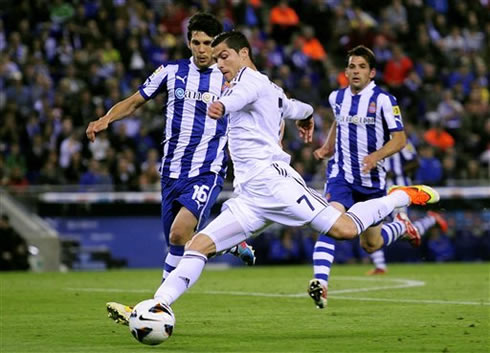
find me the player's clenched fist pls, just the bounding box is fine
[207,101,225,119]
[86,118,109,142]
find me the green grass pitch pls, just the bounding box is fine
[1,263,488,353]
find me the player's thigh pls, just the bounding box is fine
[263,164,332,226]
[199,206,268,253]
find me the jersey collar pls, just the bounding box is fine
[348,80,376,96]
[189,56,214,73]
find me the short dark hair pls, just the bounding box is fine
[187,13,223,42]
[347,45,376,69]
[211,31,253,61]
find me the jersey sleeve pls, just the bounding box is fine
[328,91,337,114]
[138,65,169,100]
[282,95,314,120]
[219,69,259,113]
[380,94,404,132]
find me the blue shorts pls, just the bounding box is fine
[160,173,224,243]
[325,177,386,210]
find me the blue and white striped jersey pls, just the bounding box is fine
[384,141,417,187]
[139,58,228,179]
[328,81,404,190]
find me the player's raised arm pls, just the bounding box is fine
[282,96,315,143]
[86,91,146,142]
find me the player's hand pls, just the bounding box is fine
[208,102,225,119]
[313,147,328,160]
[86,117,109,142]
[362,153,379,174]
[296,116,314,143]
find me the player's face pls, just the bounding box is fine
[189,31,215,69]
[345,55,375,93]
[213,42,245,82]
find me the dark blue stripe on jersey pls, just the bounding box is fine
[161,60,191,176]
[367,88,382,188]
[348,95,361,184]
[179,69,211,177]
[335,89,346,178]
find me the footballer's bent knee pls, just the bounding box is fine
[328,214,359,240]
[185,233,216,257]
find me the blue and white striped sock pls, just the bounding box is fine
[163,245,185,281]
[313,235,336,287]
[381,220,407,247]
[370,250,387,270]
[413,216,437,236]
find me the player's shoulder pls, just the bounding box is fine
[233,67,262,83]
[230,67,267,92]
[373,85,397,104]
[328,87,347,103]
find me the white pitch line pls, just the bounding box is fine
[66,287,152,293]
[328,296,490,306]
[64,276,490,306]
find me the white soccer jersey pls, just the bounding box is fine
[139,57,228,179]
[328,81,404,189]
[219,67,313,188]
[385,141,417,187]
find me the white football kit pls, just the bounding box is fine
[200,67,342,252]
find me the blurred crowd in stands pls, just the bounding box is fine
[0,0,489,191]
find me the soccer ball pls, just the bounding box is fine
[129,299,175,345]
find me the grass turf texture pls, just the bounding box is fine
[1,263,488,353]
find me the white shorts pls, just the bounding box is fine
[200,161,342,252]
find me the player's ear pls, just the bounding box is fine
[239,47,249,60]
[369,68,376,79]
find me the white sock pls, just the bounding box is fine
[154,250,207,306]
[346,195,399,234]
[370,250,387,270]
[389,190,410,208]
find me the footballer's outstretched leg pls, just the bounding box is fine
[106,302,133,326]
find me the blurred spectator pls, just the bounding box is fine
[267,228,302,264]
[0,215,29,271]
[300,26,327,62]
[383,44,413,92]
[426,229,454,262]
[423,123,455,151]
[269,0,299,45]
[437,89,464,138]
[415,144,443,185]
[80,159,113,187]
